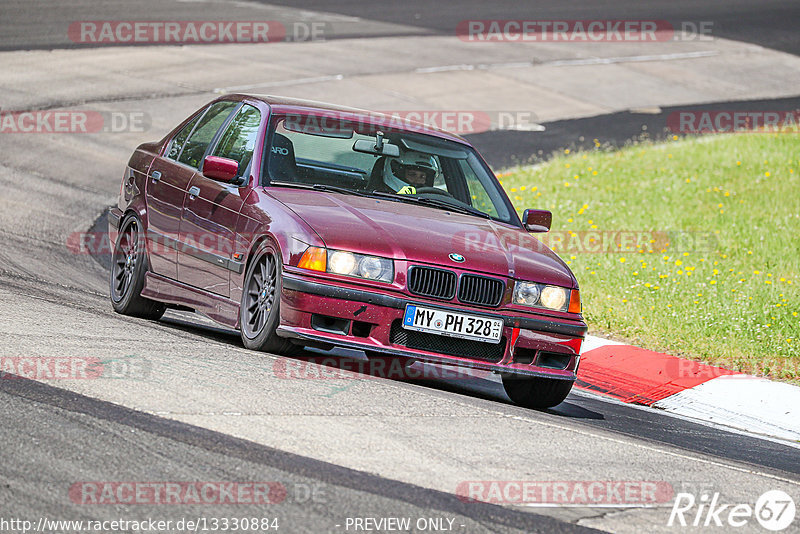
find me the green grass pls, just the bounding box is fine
[499,133,800,380]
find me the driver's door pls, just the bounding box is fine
[144,111,204,280]
[178,103,263,297]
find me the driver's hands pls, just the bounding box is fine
[397,186,417,195]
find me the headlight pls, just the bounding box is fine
[329,251,357,275]
[513,281,540,306]
[540,285,567,310]
[513,281,571,312]
[330,250,393,282]
[358,256,385,279]
[298,247,393,283]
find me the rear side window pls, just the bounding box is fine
[177,101,238,169]
[166,114,201,161]
[211,104,261,176]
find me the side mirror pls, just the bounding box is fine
[522,209,552,233]
[203,156,240,183]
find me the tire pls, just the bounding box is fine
[502,375,574,409]
[110,214,166,320]
[239,241,292,354]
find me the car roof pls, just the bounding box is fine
[222,93,471,145]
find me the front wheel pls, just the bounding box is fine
[239,242,292,354]
[110,215,165,320]
[502,375,574,409]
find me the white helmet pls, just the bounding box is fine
[384,151,438,189]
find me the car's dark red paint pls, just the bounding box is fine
[202,155,240,183]
[109,94,587,408]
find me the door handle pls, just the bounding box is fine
[151,171,162,183]
[188,186,200,199]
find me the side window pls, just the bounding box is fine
[166,113,201,161]
[211,104,261,176]
[460,159,500,218]
[178,101,238,169]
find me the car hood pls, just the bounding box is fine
[268,189,576,288]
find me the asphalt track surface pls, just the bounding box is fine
[474,95,800,168]
[262,0,800,57]
[0,377,588,534]
[2,1,800,533]
[2,0,799,56]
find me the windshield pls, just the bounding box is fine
[261,114,515,224]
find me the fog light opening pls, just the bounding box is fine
[310,314,350,335]
[536,351,572,370]
[351,321,373,338]
[513,348,536,365]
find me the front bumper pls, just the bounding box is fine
[278,272,586,380]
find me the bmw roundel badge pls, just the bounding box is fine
[449,253,465,263]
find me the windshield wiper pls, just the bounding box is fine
[271,183,492,219]
[270,182,371,198]
[311,184,373,197]
[416,197,492,219]
[369,191,491,219]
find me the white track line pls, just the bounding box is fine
[216,74,344,93]
[542,50,719,66]
[414,51,719,74]
[217,50,719,92]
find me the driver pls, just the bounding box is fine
[383,151,438,194]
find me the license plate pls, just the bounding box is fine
[402,304,503,344]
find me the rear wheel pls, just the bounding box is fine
[502,375,574,409]
[110,215,165,319]
[239,242,292,354]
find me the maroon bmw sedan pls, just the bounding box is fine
[109,94,586,408]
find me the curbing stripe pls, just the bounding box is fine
[653,375,800,442]
[575,335,800,442]
[576,336,737,405]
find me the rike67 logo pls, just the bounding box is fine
[668,490,796,531]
